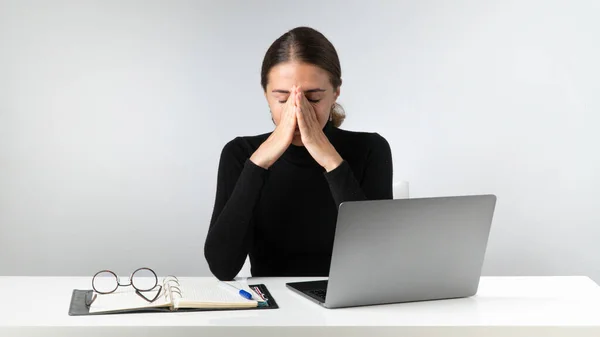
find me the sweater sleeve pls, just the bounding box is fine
[204,139,268,280]
[324,133,393,205]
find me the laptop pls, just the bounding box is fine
[286,194,497,308]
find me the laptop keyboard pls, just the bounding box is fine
[307,288,327,301]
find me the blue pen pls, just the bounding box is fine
[222,282,253,300]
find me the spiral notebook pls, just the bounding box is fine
[69,278,278,316]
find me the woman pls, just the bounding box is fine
[204,27,393,281]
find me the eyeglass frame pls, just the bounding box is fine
[85,267,163,307]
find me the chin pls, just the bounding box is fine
[292,136,303,146]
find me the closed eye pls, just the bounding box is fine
[278,99,321,104]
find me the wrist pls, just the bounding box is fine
[250,148,273,169]
[323,154,343,172]
[249,155,270,169]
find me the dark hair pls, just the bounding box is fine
[260,27,345,127]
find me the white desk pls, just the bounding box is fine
[1,276,599,337]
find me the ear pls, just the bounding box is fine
[334,86,341,101]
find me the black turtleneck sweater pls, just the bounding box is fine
[204,122,393,280]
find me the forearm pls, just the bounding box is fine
[324,160,367,206]
[204,159,267,280]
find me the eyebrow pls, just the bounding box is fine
[272,88,326,94]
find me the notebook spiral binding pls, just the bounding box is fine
[162,275,182,311]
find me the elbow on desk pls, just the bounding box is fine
[204,242,240,281]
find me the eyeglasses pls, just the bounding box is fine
[85,267,162,306]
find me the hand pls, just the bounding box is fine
[250,86,299,169]
[295,88,343,172]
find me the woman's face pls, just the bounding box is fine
[265,62,340,144]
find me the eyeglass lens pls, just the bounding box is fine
[92,270,119,294]
[131,268,158,291]
[92,268,158,294]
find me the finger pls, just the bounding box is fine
[296,104,307,132]
[299,92,317,126]
[297,94,311,128]
[278,87,291,129]
[299,90,308,110]
[295,91,305,121]
[285,85,296,120]
[288,109,297,131]
[288,85,296,108]
[288,106,298,129]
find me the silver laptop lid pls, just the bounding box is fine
[325,194,496,308]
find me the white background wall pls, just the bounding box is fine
[0,0,598,281]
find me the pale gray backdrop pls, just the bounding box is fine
[0,0,598,282]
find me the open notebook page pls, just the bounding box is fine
[89,286,170,313]
[174,278,262,308]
